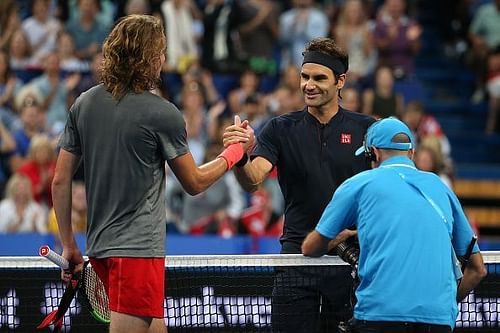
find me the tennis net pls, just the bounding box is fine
[0,252,499,332]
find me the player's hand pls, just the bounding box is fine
[222,115,254,149]
[240,118,255,152]
[61,245,84,283]
[335,229,357,243]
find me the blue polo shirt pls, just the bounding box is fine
[316,156,479,328]
[253,108,375,253]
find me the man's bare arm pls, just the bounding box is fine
[233,156,273,192]
[302,231,331,257]
[52,149,80,249]
[302,229,357,258]
[168,151,232,196]
[51,149,84,281]
[457,252,487,302]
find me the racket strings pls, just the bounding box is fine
[83,264,111,322]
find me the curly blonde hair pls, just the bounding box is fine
[101,15,166,100]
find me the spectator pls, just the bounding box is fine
[415,141,453,189]
[67,0,116,28]
[201,0,242,73]
[341,86,362,113]
[0,51,24,130]
[228,68,261,114]
[0,117,15,197]
[279,0,329,69]
[47,180,86,236]
[333,0,377,84]
[65,0,110,60]
[0,173,47,233]
[29,52,81,135]
[276,64,304,111]
[160,0,201,72]
[56,30,89,73]
[180,85,208,165]
[0,0,21,51]
[21,0,62,65]
[486,47,500,134]
[402,101,451,160]
[240,93,269,134]
[362,65,404,118]
[468,0,500,102]
[233,0,279,76]
[178,61,220,107]
[259,64,302,116]
[165,85,211,226]
[124,0,151,15]
[263,86,296,117]
[9,92,47,172]
[177,143,245,236]
[206,101,230,143]
[17,134,56,208]
[8,29,34,73]
[116,0,161,18]
[74,52,103,97]
[373,0,422,79]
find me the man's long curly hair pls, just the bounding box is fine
[101,15,166,100]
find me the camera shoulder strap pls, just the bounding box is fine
[381,165,463,280]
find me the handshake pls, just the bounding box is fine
[218,115,256,170]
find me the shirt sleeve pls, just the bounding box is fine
[58,103,82,155]
[315,179,358,239]
[155,102,189,161]
[252,118,280,166]
[449,191,480,256]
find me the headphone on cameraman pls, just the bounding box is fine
[362,133,378,163]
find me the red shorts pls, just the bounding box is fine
[89,257,165,318]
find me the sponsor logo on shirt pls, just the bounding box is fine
[340,133,352,144]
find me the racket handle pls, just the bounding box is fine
[39,245,70,270]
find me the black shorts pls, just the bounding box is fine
[271,265,354,333]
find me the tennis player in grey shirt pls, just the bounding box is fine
[52,15,253,333]
[59,84,187,259]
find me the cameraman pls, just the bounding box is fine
[302,117,487,332]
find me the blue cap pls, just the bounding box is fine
[355,117,414,156]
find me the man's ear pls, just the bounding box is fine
[372,147,380,163]
[408,149,415,161]
[337,74,346,89]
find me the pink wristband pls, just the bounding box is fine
[218,144,245,170]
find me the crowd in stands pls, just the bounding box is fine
[0,0,498,240]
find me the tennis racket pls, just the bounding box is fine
[38,245,111,327]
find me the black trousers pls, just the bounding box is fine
[350,319,452,333]
[271,265,354,333]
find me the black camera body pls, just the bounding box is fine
[335,237,360,268]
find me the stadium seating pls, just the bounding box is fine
[415,12,500,230]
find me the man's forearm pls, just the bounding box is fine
[457,252,487,302]
[52,180,75,247]
[233,160,266,193]
[302,231,330,257]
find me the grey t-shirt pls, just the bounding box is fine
[59,84,189,258]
